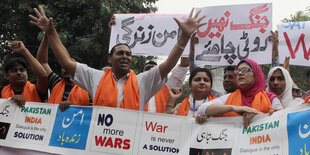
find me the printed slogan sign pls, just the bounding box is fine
[287,109,310,155]
[8,102,55,145]
[138,114,183,154]
[194,3,272,65]
[49,106,92,150]
[278,21,310,66]
[109,14,190,56]
[237,117,283,155]
[90,107,138,154]
[0,99,309,155]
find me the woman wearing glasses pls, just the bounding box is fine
[196,59,283,127]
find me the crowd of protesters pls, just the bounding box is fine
[1,6,310,130]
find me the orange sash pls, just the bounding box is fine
[1,81,41,102]
[215,89,272,117]
[176,94,216,116]
[93,68,140,110]
[144,85,169,113]
[303,96,310,104]
[48,80,89,106]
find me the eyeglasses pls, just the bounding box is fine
[234,67,252,75]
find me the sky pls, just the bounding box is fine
[155,0,310,29]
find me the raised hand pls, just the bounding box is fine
[268,30,279,51]
[29,6,54,33]
[283,56,290,70]
[173,8,206,38]
[8,41,27,54]
[168,87,183,101]
[108,15,116,29]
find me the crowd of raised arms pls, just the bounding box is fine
[2,6,310,128]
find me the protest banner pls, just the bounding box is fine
[0,99,309,155]
[194,3,272,66]
[278,21,310,66]
[109,14,190,56]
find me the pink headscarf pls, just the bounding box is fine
[234,59,277,107]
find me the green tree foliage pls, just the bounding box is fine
[0,0,158,85]
[281,7,310,91]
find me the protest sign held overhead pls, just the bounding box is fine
[278,21,310,66]
[195,3,272,66]
[109,14,190,56]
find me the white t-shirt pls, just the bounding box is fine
[72,62,167,110]
[197,93,283,116]
[147,65,189,112]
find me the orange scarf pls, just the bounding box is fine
[93,68,140,110]
[303,96,310,104]
[144,85,169,113]
[215,89,271,117]
[177,94,216,116]
[1,81,41,102]
[48,80,89,106]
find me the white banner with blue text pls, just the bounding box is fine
[278,21,310,66]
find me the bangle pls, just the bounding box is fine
[175,43,185,50]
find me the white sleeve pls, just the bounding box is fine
[166,65,189,89]
[197,94,230,116]
[137,66,167,110]
[271,97,283,109]
[72,62,104,100]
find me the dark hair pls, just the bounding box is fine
[109,43,131,56]
[224,66,236,74]
[189,67,213,87]
[4,57,28,73]
[307,69,310,78]
[237,60,252,69]
[145,61,157,66]
[140,60,158,73]
[71,55,83,63]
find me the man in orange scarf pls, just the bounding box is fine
[1,41,48,106]
[29,6,206,110]
[36,34,90,111]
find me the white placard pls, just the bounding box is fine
[109,14,190,56]
[195,3,272,66]
[278,21,310,66]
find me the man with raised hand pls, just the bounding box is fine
[29,6,206,110]
[1,41,48,106]
[36,34,91,111]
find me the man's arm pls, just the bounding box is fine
[36,33,53,75]
[159,9,206,79]
[9,41,48,95]
[29,6,76,76]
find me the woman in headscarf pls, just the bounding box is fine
[197,59,283,126]
[166,67,216,117]
[267,67,304,108]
